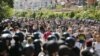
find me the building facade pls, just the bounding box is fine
[14,0,97,10]
[87,0,97,5]
[14,0,55,10]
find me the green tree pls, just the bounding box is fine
[1,0,13,8]
[68,12,75,18]
[31,12,36,19]
[0,0,13,22]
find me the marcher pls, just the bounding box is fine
[0,18,99,56]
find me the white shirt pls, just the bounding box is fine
[94,42,100,56]
[75,41,82,49]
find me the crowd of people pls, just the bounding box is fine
[0,18,100,56]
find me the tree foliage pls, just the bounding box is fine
[0,0,13,22]
[1,0,13,8]
[14,9,100,21]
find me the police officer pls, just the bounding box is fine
[58,45,70,56]
[33,39,42,56]
[23,45,35,56]
[46,40,59,56]
[65,37,80,56]
[9,35,23,56]
[0,40,8,56]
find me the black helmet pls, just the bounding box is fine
[52,32,60,40]
[23,45,35,56]
[47,35,57,41]
[13,35,20,42]
[2,29,10,34]
[1,33,12,40]
[15,32,24,42]
[33,32,40,40]
[65,37,75,48]
[46,40,59,55]
[62,32,70,39]
[33,39,41,44]
[58,45,70,56]
[81,49,93,56]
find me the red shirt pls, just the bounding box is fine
[44,31,51,41]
